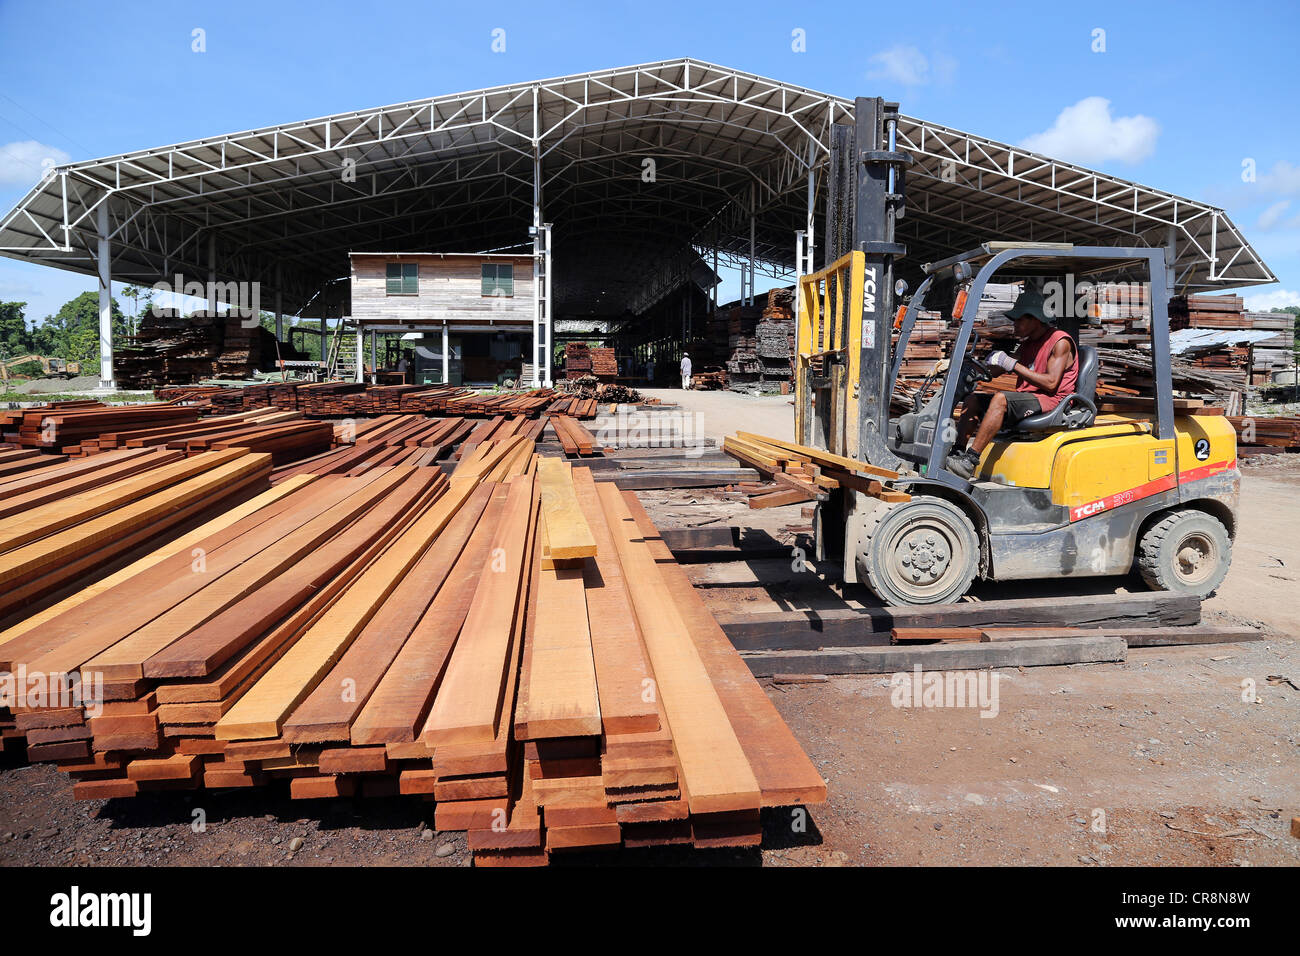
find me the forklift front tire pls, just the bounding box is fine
[1136,508,1231,597]
[858,496,980,606]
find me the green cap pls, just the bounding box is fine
[1004,290,1055,325]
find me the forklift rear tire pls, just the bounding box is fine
[858,496,980,606]
[1136,508,1231,597]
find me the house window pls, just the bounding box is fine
[386,262,418,295]
[481,262,514,297]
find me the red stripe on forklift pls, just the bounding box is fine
[1068,459,1234,522]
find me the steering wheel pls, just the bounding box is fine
[953,330,994,401]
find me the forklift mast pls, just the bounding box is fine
[799,97,911,471]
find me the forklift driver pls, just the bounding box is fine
[945,290,1079,480]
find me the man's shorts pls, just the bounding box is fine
[1003,391,1044,423]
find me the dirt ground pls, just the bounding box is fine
[1,389,1296,868]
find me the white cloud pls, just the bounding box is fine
[1257,160,1300,196]
[0,140,72,187]
[1258,199,1291,229]
[1020,97,1159,165]
[1256,199,1300,231]
[867,46,955,86]
[1244,289,1300,312]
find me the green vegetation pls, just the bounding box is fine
[0,294,129,375]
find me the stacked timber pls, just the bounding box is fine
[589,347,618,380]
[1227,415,1300,454]
[722,433,911,509]
[1,400,103,442]
[0,445,825,864]
[564,343,593,380]
[0,447,272,623]
[116,312,282,388]
[547,396,598,419]
[295,381,370,416]
[9,402,201,454]
[549,415,598,457]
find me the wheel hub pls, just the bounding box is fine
[1175,533,1215,584]
[898,530,950,583]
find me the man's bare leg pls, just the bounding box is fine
[969,390,1008,455]
[955,394,988,449]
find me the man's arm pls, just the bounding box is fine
[1012,339,1073,393]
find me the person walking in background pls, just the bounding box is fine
[680,351,692,390]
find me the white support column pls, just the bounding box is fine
[96,203,114,389]
[369,330,377,385]
[354,322,364,384]
[794,229,806,323]
[806,141,817,271]
[441,323,450,385]
[542,223,553,388]
[1165,223,1178,291]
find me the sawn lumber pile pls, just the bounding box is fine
[722,433,911,509]
[7,401,201,453]
[0,445,825,864]
[1227,415,1300,453]
[0,447,273,624]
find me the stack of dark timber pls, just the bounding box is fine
[547,396,598,419]
[1,399,103,440]
[589,347,617,380]
[720,592,1261,676]
[49,407,332,466]
[0,442,825,865]
[751,288,796,387]
[295,382,369,416]
[722,433,911,509]
[563,343,593,380]
[7,402,201,454]
[1227,415,1300,455]
[116,312,280,388]
[558,381,643,405]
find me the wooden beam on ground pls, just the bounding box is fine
[741,634,1128,676]
[716,592,1201,650]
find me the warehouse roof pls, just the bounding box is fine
[0,58,1275,317]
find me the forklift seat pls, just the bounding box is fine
[1013,344,1099,432]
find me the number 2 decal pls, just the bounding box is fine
[1194,438,1210,461]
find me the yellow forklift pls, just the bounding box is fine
[798,99,1239,607]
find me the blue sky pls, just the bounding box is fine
[0,0,1296,322]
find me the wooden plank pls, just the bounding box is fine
[280,480,493,742]
[215,472,491,740]
[980,625,1262,646]
[143,473,438,680]
[623,492,828,809]
[421,473,534,746]
[596,481,760,815]
[536,457,596,559]
[0,475,315,664]
[514,565,600,739]
[349,490,504,745]
[86,470,425,682]
[569,467,659,735]
[733,432,901,480]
